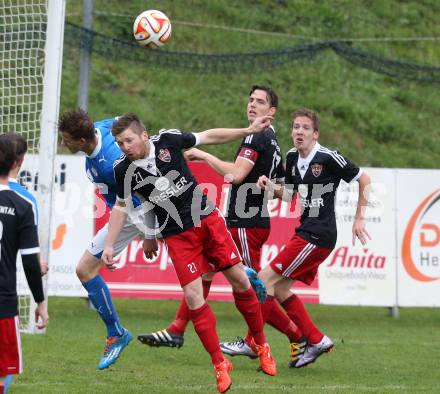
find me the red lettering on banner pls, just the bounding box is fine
[420,223,440,247]
[328,247,386,269]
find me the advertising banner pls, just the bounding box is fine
[318,168,397,306]
[396,170,440,307]
[16,154,92,297]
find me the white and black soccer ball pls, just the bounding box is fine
[133,9,172,49]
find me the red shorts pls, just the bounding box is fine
[165,209,242,287]
[0,316,22,376]
[228,227,270,272]
[270,235,332,285]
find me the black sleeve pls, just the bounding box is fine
[158,129,197,149]
[284,153,297,194]
[114,161,131,202]
[274,148,285,182]
[18,204,39,252]
[329,150,361,183]
[241,132,267,153]
[22,253,44,303]
[180,132,198,149]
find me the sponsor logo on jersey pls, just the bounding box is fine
[149,176,190,204]
[158,149,171,163]
[155,177,170,191]
[311,163,323,177]
[0,206,15,215]
[91,167,98,177]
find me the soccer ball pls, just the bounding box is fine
[133,10,172,48]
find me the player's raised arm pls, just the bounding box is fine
[196,115,273,145]
[352,171,372,246]
[185,147,254,185]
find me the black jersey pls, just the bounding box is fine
[0,185,40,318]
[227,126,284,229]
[114,129,215,238]
[285,143,361,249]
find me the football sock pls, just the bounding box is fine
[190,303,224,365]
[281,294,323,344]
[265,296,303,341]
[167,280,212,335]
[233,287,266,345]
[244,295,303,345]
[83,275,124,338]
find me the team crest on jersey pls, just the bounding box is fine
[158,149,171,163]
[311,163,323,177]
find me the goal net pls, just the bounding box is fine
[1,0,65,333]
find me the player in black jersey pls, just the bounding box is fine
[0,136,48,394]
[103,113,277,393]
[256,108,371,368]
[140,86,305,366]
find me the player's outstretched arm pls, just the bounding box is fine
[196,115,273,145]
[102,200,128,270]
[22,253,48,328]
[352,171,372,246]
[185,148,254,185]
[257,175,293,201]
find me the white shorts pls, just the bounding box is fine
[88,216,144,259]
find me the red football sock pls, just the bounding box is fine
[265,297,303,342]
[233,287,266,345]
[281,294,323,344]
[167,280,212,335]
[190,303,224,365]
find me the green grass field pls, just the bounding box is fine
[13,297,440,393]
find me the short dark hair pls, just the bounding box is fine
[292,108,320,132]
[58,109,95,141]
[0,133,27,161]
[0,136,17,176]
[111,113,146,137]
[249,85,278,108]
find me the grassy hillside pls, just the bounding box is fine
[61,0,440,168]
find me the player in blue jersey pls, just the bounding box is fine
[58,109,156,370]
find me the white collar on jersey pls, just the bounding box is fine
[0,184,10,191]
[8,177,18,183]
[133,140,157,174]
[297,142,321,179]
[87,128,103,159]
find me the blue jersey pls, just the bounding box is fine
[85,118,139,209]
[8,178,38,225]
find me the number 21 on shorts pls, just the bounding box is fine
[187,262,197,273]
